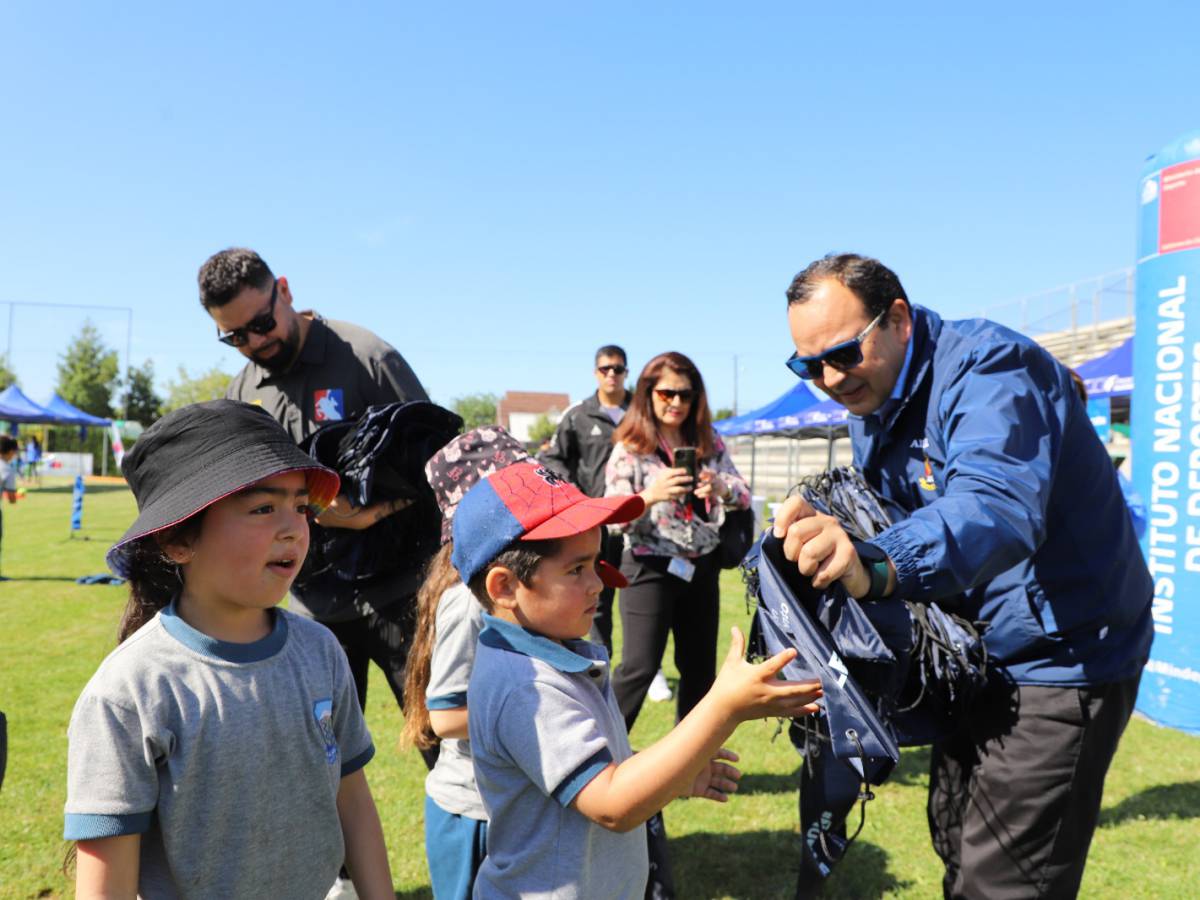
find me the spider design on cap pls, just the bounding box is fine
[533,466,567,488]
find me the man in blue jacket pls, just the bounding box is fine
[773,253,1152,900]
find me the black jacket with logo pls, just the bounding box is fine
[537,390,631,498]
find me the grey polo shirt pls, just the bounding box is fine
[425,582,487,820]
[468,615,648,899]
[225,313,428,443]
[64,605,373,899]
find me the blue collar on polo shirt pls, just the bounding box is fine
[160,600,288,663]
[479,613,608,674]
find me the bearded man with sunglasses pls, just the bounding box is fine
[538,344,633,653]
[774,253,1151,900]
[198,247,432,760]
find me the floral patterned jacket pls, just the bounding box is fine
[605,431,751,559]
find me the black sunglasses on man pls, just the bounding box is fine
[216,280,278,347]
[785,308,886,380]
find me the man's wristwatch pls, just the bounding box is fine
[851,540,891,600]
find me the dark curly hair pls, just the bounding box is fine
[198,247,275,310]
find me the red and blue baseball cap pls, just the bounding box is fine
[450,461,644,587]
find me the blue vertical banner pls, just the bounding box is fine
[71,476,84,533]
[1133,129,1200,735]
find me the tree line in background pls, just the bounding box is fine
[0,321,233,427]
[4,340,739,453]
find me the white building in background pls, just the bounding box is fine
[496,391,569,444]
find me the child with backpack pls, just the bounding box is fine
[63,400,393,899]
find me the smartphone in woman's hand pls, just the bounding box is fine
[673,446,697,501]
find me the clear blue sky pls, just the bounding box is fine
[1,2,1196,415]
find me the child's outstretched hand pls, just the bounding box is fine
[689,747,742,803]
[711,627,823,723]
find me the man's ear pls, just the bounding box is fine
[890,298,913,341]
[277,276,293,309]
[485,566,520,611]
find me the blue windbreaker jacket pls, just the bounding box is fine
[854,307,1152,686]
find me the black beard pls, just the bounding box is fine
[251,320,302,374]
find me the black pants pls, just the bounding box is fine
[612,551,721,730]
[928,672,1141,900]
[323,601,438,770]
[588,526,624,655]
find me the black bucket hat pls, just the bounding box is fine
[107,400,340,577]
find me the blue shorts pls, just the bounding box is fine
[424,794,487,900]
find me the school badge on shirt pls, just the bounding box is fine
[313,699,338,764]
[313,389,344,422]
[918,454,937,492]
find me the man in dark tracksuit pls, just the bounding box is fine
[198,248,435,769]
[538,344,631,653]
[774,254,1152,899]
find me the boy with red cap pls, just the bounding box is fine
[451,462,823,898]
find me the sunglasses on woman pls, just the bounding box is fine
[216,281,278,347]
[653,388,695,403]
[785,308,886,380]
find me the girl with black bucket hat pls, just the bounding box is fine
[63,400,394,899]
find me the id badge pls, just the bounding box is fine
[667,556,696,582]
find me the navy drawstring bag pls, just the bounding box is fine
[744,470,988,890]
[293,401,463,620]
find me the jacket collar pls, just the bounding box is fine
[479,613,608,674]
[862,305,940,436]
[582,389,632,417]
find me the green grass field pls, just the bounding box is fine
[2,478,1198,898]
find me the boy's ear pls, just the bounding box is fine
[484,566,520,611]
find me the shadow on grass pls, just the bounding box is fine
[395,889,432,900]
[1099,781,1200,826]
[31,484,129,495]
[739,769,800,795]
[890,745,932,786]
[57,533,124,543]
[670,831,907,899]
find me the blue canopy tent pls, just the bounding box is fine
[41,394,116,477]
[715,382,824,437]
[791,397,849,429]
[1074,337,1133,399]
[0,384,61,424]
[42,393,112,427]
[716,383,851,487]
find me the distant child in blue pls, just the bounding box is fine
[401,426,530,900]
[0,435,19,580]
[23,435,42,483]
[63,400,394,899]
[452,461,824,898]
